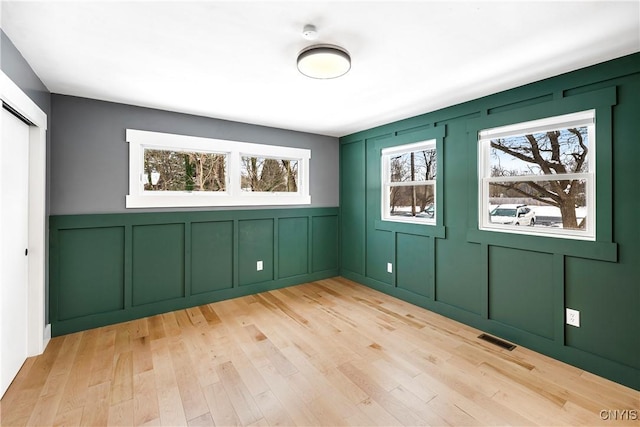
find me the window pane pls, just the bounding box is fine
[488,179,587,230]
[390,149,437,182]
[144,149,226,191]
[388,184,435,219]
[241,157,298,192]
[489,126,589,177]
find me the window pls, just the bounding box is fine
[240,157,298,193]
[478,110,595,240]
[126,129,310,208]
[381,140,437,224]
[144,149,227,192]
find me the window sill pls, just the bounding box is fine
[466,229,617,262]
[126,194,311,209]
[375,220,446,238]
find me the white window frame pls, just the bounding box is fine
[478,110,596,240]
[126,129,311,208]
[381,139,437,225]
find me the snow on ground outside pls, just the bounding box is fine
[392,205,586,230]
[487,204,586,229]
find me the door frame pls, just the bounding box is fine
[0,70,48,357]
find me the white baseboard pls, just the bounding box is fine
[43,323,51,351]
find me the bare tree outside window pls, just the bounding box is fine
[144,149,226,192]
[479,110,595,238]
[388,148,436,217]
[241,157,298,192]
[382,140,437,223]
[489,127,589,229]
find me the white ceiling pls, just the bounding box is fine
[2,1,639,137]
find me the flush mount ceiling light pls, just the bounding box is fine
[297,25,351,79]
[297,44,351,79]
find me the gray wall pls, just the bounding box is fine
[51,94,339,215]
[1,30,51,117]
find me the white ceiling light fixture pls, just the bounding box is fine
[297,24,351,79]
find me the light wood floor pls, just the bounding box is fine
[1,277,638,426]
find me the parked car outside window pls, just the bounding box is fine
[489,204,536,226]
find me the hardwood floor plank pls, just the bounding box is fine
[147,315,166,341]
[256,362,322,426]
[110,351,133,405]
[342,407,377,427]
[2,278,637,427]
[150,340,188,426]
[55,329,99,416]
[169,340,209,421]
[52,406,83,427]
[427,393,483,426]
[25,388,65,427]
[388,385,452,426]
[132,336,154,375]
[187,412,215,427]
[113,322,132,355]
[107,398,133,426]
[161,312,182,337]
[26,334,84,426]
[202,382,242,427]
[88,330,117,387]
[221,334,271,398]
[133,370,160,426]
[338,361,425,426]
[216,361,263,426]
[130,317,149,340]
[258,336,298,377]
[186,307,207,328]
[79,382,110,426]
[253,389,295,427]
[306,394,350,427]
[355,397,403,427]
[18,334,64,392]
[183,330,221,387]
[199,304,222,326]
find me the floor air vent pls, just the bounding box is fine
[478,333,516,351]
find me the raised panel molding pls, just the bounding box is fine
[56,227,125,320]
[312,215,338,272]
[488,246,554,339]
[339,55,640,390]
[278,217,308,279]
[49,207,339,335]
[191,221,234,294]
[396,233,431,298]
[238,219,274,286]
[132,223,185,306]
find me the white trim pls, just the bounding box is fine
[43,323,51,349]
[387,179,436,188]
[479,110,595,140]
[0,71,48,358]
[381,139,434,156]
[485,172,590,183]
[478,110,596,240]
[126,129,311,208]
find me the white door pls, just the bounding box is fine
[0,106,30,398]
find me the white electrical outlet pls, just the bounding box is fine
[387,263,393,273]
[256,260,263,271]
[566,308,580,327]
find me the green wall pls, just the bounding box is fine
[339,53,640,390]
[50,207,339,335]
